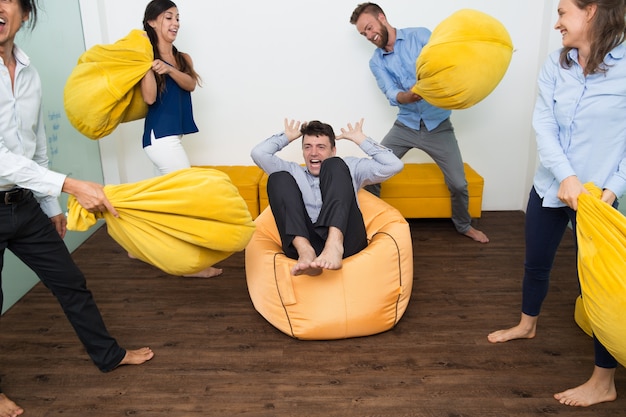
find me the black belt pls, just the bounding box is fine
[0,188,32,205]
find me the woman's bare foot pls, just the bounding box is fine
[0,393,24,417]
[117,347,154,367]
[183,266,223,278]
[554,366,617,407]
[488,313,537,343]
[464,226,489,243]
[127,252,137,259]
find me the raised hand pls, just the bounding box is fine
[336,118,367,145]
[284,118,303,142]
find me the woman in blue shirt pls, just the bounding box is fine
[141,0,200,174]
[488,0,625,407]
[140,0,222,278]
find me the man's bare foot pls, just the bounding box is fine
[291,261,323,276]
[488,313,537,343]
[464,226,489,243]
[554,366,617,407]
[290,239,322,276]
[183,266,223,278]
[117,347,154,367]
[0,393,24,417]
[310,239,344,271]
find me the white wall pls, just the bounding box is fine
[78,0,565,211]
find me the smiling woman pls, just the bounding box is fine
[140,0,201,176]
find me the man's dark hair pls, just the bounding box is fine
[350,2,385,25]
[300,120,336,148]
[20,0,39,29]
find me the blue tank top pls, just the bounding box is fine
[142,72,199,148]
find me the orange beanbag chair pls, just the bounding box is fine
[412,9,513,109]
[245,189,413,340]
[574,183,626,366]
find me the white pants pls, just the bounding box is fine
[143,131,191,175]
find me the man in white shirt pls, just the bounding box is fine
[0,1,153,415]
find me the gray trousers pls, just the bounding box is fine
[366,119,471,233]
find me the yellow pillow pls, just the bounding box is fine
[64,29,153,139]
[67,168,256,276]
[574,183,626,367]
[411,9,513,110]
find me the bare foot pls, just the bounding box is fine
[117,347,154,367]
[127,252,137,259]
[289,239,322,276]
[488,313,537,343]
[291,261,323,276]
[464,226,489,243]
[0,394,24,417]
[183,266,223,278]
[310,239,344,271]
[554,366,617,407]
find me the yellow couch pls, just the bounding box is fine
[258,163,483,219]
[202,163,483,220]
[378,163,484,218]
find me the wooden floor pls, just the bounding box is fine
[0,211,624,417]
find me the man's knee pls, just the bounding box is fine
[447,178,469,195]
[268,171,294,188]
[321,157,349,175]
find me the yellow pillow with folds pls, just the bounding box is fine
[412,9,513,110]
[574,183,626,367]
[64,29,153,139]
[67,167,256,276]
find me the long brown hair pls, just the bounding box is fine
[143,0,201,92]
[560,0,626,75]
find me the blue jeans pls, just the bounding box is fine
[523,187,617,368]
[0,192,126,380]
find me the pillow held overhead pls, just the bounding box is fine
[64,29,153,139]
[412,9,513,110]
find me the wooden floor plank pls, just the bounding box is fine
[1,211,624,416]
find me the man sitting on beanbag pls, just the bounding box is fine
[250,118,402,276]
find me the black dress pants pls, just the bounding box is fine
[0,193,125,392]
[266,157,367,260]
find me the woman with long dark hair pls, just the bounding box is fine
[139,0,222,278]
[488,0,626,407]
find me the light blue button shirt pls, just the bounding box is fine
[532,44,626,207]
[369,27,451,131]
[251,133,403,223]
